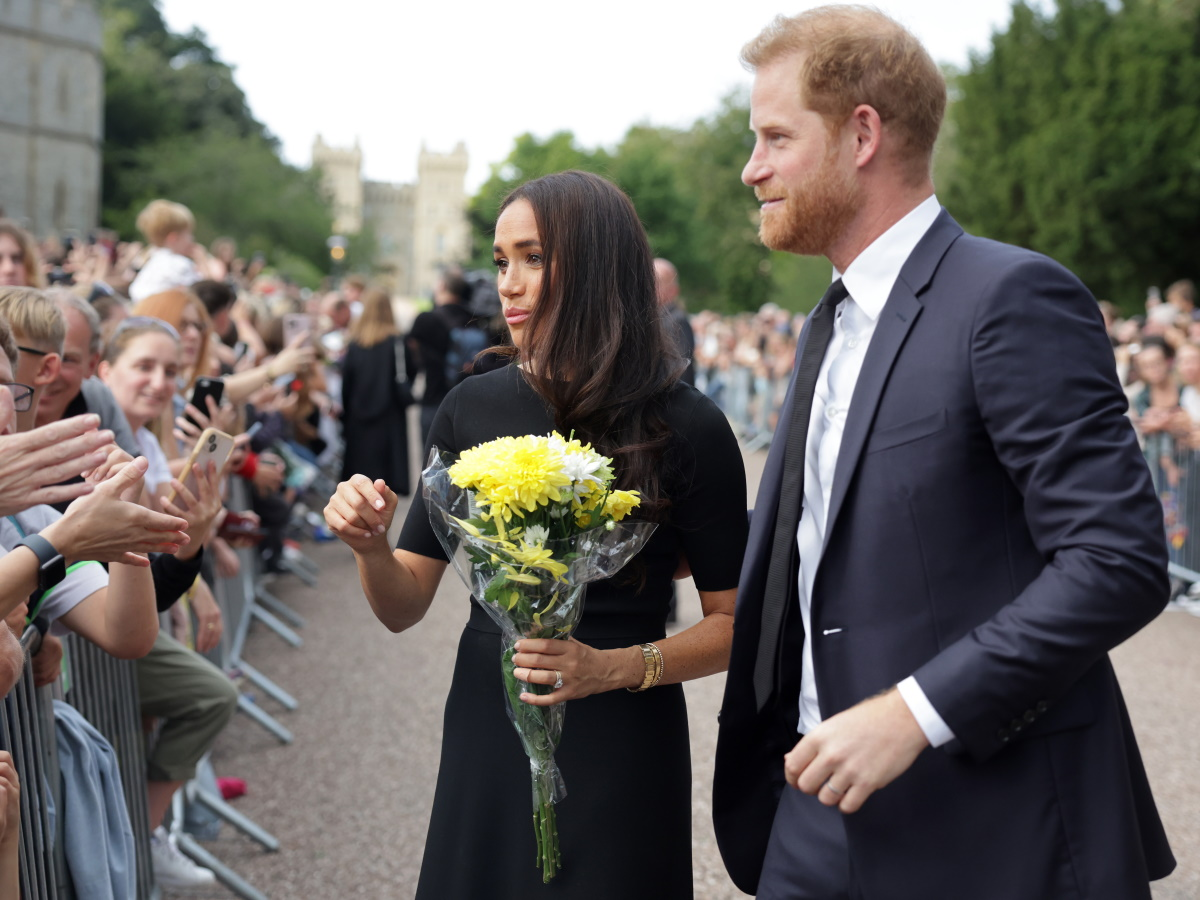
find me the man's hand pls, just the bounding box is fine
[41,457,190,566]
[0,415,115,515]
[784,687,930,814]
[31,634,63,688]
[0,751,19,849]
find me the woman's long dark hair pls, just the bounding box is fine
[498,171,684,519]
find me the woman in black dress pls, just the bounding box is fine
[325,171,748,898]
[339,287,411,495]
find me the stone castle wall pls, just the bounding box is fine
[0,0,103,235]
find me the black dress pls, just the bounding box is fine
[397,365,748,899]
[340,337,411,495]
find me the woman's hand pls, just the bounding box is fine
[174,396,238,445]
[191,581,224,653]
[210,536,241,578]
[324,475,399,554]
[161,461,225,554]
[42,457,190,566]
[512,637,641,706]
[252,452,286,495]
[270,333,317,378]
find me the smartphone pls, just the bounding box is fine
[166,428,235,507]
[187,376,225,429]
[283,313,312,347]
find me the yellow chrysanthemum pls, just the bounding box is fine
[509,541,569,580]
[603,490,641,522]
[449,435,572,521]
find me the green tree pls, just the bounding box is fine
[465,91,839,315]
[945,0,1200,308]
[97,0,333,285]
[467,132,613,266]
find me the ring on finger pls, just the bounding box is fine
[553,670,564,691]
[822,779,845,796]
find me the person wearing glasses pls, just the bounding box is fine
[35,288,140,457]
[0,286,63,433]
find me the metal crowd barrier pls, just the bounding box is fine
[697,363,789,453]
[1140,433,1200,573]
[0,628,156,900]
[0,469,322,899]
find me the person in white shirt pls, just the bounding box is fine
[128,200,204,303]
[714,8,1173,900]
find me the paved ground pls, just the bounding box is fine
[174,446,1200,899]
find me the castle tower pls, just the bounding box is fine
[311,135,364,235]
[412,142,469,297]
[0,0,103,234]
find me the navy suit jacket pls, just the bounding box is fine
[713,211,1175,899]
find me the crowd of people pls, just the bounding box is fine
[1105,279,1200,593]
[0,7,1188,892]
[0,199,451,891]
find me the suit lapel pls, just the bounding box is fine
[820,210,963,554]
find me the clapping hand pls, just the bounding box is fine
[0,414,116,515]
[42,456,190,567]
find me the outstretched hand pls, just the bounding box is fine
[324,475,399,553]
[0,415,115,514]
[42,456,190,567]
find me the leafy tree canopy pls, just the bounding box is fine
[945,0,1200,309]
[98,0,333,286]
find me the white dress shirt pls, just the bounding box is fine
[796,193,954,748]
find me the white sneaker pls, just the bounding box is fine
[150,826,217,889]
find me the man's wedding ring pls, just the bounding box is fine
[553,670,564,691]
[823,780,845,796]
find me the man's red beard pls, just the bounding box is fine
[757,145,860,257]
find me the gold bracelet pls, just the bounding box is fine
[627,642,664,692]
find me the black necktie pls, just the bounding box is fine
[752,279,848,711]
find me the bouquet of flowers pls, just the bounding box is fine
[422,433,656,882]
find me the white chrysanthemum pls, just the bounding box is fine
[524,524,549,546]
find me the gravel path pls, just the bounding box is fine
[172,447,1200,899]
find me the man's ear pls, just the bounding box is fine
[32,352,61,388]
[85,352,101,380]
[850,103,883,170]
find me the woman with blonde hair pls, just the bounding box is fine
[339,286,412,494]
[0,220,44,288]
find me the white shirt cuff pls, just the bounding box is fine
[897,676,956,748]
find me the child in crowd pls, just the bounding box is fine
[128,200,204,302]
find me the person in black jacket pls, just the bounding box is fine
[341,287,411,494]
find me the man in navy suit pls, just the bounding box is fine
[713,7,1175,899]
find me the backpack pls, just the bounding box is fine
[444,323,490,387]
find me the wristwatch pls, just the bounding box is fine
[15,534,66,594]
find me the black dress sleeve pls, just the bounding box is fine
[396,384,459,560]
[668,390,748,593]
[150,548,205,612]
